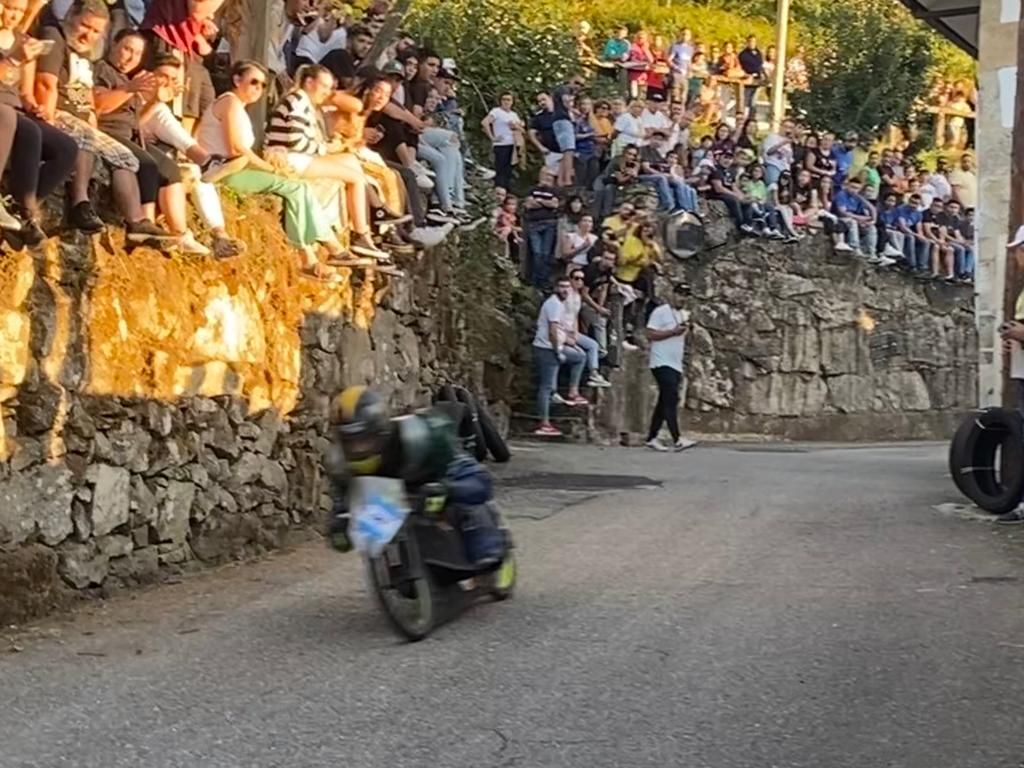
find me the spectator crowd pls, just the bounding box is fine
[0,0,497,281]
[512,25,977,437]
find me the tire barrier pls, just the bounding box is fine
[434,384,511,463]
[948,407,1024,514]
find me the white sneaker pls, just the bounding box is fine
[866,253,881,264]
[475,167,497,180]
[551,393,569,405]
[0,200,21,231]
[877,256,897,268]
[673,437,698,452]
[178,229,211,256]
[408,223,452,248]
[882,244,902,257]
[411,161,435,178]
[834,241,853,253]
[645,438,669,452]
[415,173,435,191]
[427,209,460,225]
[587,373,612,388]
[622,340,638,352]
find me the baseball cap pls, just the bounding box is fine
[1008,225,1024,249]
[381,60,404,77]
[437,68,460,82]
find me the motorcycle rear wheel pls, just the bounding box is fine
[366,541,436,641]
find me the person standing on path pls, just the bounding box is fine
[644,283,698,452]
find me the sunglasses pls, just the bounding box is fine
[571,275,584,280]
[248,77,267,88]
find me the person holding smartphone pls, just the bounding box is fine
[644,282,697,452]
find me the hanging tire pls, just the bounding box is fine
[431,399,476,455]
[365,533,436,642]
[452,386,488,462]
[949,407,1024,514]
[477,400,511,463]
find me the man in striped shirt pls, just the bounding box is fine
[266,64,394,261]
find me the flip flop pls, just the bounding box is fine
[325,254,375,268]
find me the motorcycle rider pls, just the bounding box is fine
[326,385,503,564]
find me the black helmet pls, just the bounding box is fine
[331,386,392,473]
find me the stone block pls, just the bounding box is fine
[87,464,131,537]
[154,480,196,544]
[0,465,74,548]
[58,542,110,588]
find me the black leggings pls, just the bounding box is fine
[647,366,682,442]
[116,137,182,205]
[3,110,78,213]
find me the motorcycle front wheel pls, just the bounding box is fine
[365,535,436,641]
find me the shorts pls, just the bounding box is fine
[286,152,314,174]
[552,119,576,153]
[543,151,563,170]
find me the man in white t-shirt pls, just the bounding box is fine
[997,225,1024,523]
[532,277,588,437]
[761,119,795,187]
[947,153,977,210]
[640,97,672,143]
[644,284,697,452]
[612,100,646,156]
[565,266,612,388]
[481,92,522,190]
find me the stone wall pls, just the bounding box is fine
[0,199,520,624]
[593,207,978,442]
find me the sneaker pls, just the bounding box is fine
[866,254,881,264]
[622,340,639,352]
[200,154,249,184]
[533,423,563,437]
[877,256,897,268]
[178,229,211,256]
[673,437,698,452]
[567,394,590,407]
[739,224,756,234]
[645,438,669,452]
[834,241,853,253]
[411,161,435,178]
[383,232,416,254]
[427,208,460,225]
[415,173,435,191]
[551,393,570,406]
[882,244,903,258]
[350,232,391,261]
[996,507,1024,524]
[587,372,612,388]
[474,166,497,180]
[126,219,177,242]
[458,216,487,232]
[408,223,452,248]
[213,234,246,259]
[70,201,104,234]
[17,217,46,247]
[0,200,21,231]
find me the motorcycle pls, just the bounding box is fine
[348,476,517,641]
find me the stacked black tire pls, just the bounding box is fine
[948,407,1024,514]
[433,385,511,463]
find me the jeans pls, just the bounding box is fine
[953,244,975,276]
[764,164,784,187]
[580,304,608,356]
[885,228,905,255]
[493,144,514,190]
[638,173,674,211]
[386,160,427,227]
[720,196,753,228]
[593,177,619,221]
[573,334,600,371]
[527,219,558,288]
[904,235,932,271]
[533,345,585,421]
[418,127,465,210]
[552,119,576,152]
[843,218,878,256]
[668,177,699,212]
[648,366,682,442]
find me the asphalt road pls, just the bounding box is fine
[4,441,1024,768]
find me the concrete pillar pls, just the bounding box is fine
[976,0,1018,405]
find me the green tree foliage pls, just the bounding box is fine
[789,0,935,136]
[404,0,580,124]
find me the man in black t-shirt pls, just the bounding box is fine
[708,151,753,231]
[919,198,950,277]
[524,167,561,289]
[33,0,172,241]
[407,49,440,116]
[580,248,616,357]
[322,24,372,90]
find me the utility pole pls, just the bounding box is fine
[1003,12,1024,405]
[770,0,790,129]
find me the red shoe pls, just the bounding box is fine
[533,423,563,437]
[568,394,590,407]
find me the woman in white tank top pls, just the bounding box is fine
[195,59,345,281]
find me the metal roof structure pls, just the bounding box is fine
[898,0,979,56]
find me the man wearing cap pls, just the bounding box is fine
[997,226,1024,522]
